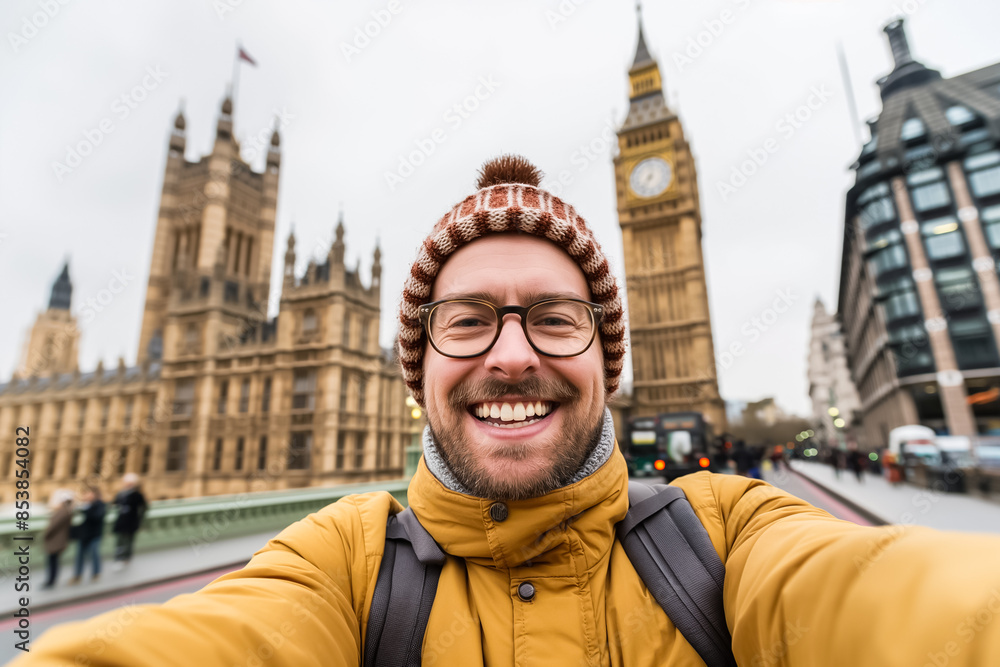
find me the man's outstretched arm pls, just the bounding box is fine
[14,492,399,667]
[706,474,1000,666]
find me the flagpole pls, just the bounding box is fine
[231,42,242,111]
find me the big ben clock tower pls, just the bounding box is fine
[614,12,726,429]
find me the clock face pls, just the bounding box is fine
[629,157,673,198]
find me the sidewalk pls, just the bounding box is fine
[790,460,1000,535]
[3,528,281,616]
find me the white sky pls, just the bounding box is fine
[2,0,999,416]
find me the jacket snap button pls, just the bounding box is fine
[517,582,535,602]
[489,502,509,522]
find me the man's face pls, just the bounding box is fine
[423,234,606,500]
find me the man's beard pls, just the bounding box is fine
[428,376,605,501]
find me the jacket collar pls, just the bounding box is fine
[407,443,629,571]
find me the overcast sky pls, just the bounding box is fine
[2,0,999,416]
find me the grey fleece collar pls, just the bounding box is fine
[422,408,616,496]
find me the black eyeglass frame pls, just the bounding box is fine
[417,297,605,359]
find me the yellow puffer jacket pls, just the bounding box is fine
[20,449,1000,666]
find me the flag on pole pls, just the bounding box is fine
[238,47,257,67]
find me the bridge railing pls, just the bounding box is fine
[0,479,409,573]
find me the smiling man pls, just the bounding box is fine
[19,156,1000,666]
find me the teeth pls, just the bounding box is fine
[474,401,553,423]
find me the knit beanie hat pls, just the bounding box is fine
[397,155,627,406]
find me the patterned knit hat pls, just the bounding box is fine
[397,155,627,406]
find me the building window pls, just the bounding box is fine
[217,380,229,415]
[884,289,920,322]
[123,399,133,427]
[166,436,188,472]
[358,375,367,414]
[68,449,80,477]
[54,402,63,432]
[235,438,245,471]
[292,369,316,410]
[141,445,151,474]
[288,432,312,470]
[336,432,346,469]
[117,447,128,475]
[911,182,951,212]
[185,323,199,346]
[869,243,908,275]
[261,377,272,413]
[213,438,223,471]
[950,316,999,370]
[239,378,250,413]
[360,318,369,351]
[342,313,352,347]
[302,309,317,333]
[78,400,87,431]
[257,436,268,471]
[354,433,365,469]
[46,451,57,477]
[100,400,110,430]
[936,266,980,312]
[946,105,976,126]
[92,448,104,475]
[900,117,926,141]
[922,217,966,261]
[857,183,896,230]
[967,151,1000,199]
[173,379,195,416]
[340,372,350,412]
[981,205,1000,250]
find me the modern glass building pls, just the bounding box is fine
[839,19,1000,443]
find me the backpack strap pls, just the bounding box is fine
[363,508,446,667]
[618,482,737,667]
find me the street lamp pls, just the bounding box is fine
[404,396,423,477]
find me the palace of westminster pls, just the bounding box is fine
[0,18,727,502]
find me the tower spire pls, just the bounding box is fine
[48,261,72,310]
[631,3,653,70]
[626,4,663,101]
[877,18,941,99]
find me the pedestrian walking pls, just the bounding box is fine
[111,473,147,570]
[847,449,865,483]
[69,486,105,585]
[42,490,74,589]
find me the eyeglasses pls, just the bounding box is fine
[418,298,604,359]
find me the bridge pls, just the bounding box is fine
[2,464,1000,663]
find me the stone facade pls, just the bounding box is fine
[807,299,863,449]
[0,98,417,502]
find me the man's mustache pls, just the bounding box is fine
[448,376,580,409]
